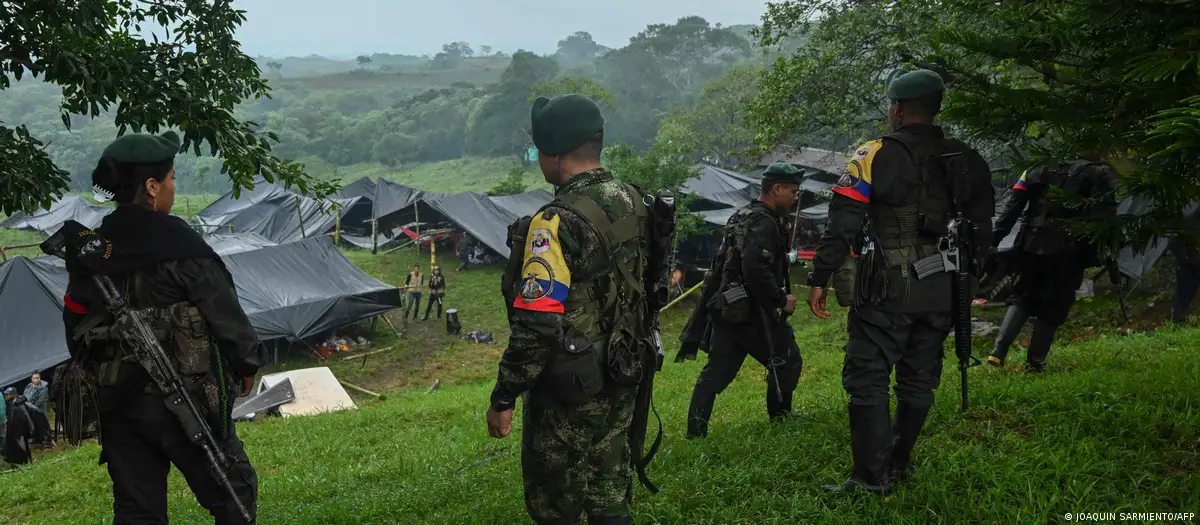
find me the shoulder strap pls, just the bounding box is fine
[552,184,649,303]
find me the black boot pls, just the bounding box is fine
[1025,321,1057,372]
[822,404,894,495]
[686,389,717,439]
[989,305,1028,366]
[588,515,632,525]
[888,402,931,482]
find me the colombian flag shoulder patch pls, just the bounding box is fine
[513,212,572,313]
[832,139,881,203]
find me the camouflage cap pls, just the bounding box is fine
[530,94,604,156]
[885,69,945,101]
[761,162,805,185]
[101,131,181,164]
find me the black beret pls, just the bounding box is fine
[761,162,805,185]
[101,131,181,164]
[530,94,604,156]
[885,69,945,101]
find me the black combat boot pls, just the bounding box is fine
[888,402,932,483]
[988,305,1028,366]
[1025,321,1057,372]
[822,404,894,496]
[588,515,632,525]
[686,390,716,439]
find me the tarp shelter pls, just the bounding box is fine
[221,236,401,341]
[0,196,113,237]
[335,177,377,200]
[1114,197,1200,281]
[394,190,555,259]
[682,165,759,210]
[196,182,369,245]
[757,146,850,177]
[0,257,69,387]
[203,232,279,256]
[195,179,296,230]
[0,236,402,385]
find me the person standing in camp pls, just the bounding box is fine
[61,131,262,523]
[987,157,1117,371]
[486,94,657,525]
[457,234,471,272]
[684,162,806,439]
[806,70,994,495]
[423,266,447,320]
[404,264,424,320]
[23,373,50,416]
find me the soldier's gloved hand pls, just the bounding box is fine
[784,294,798,314]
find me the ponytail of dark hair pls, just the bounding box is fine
[92,157,174,205]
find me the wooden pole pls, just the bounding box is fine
[661,281,704,313]
[371,219,378,254]
[335,208,342,245]
[295,195,307,238]
[414,204,421,258]
[339,380,386,400]
[340,346,392,360]
[185,198,192,222]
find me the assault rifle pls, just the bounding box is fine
[42,221,251,523]
[630,188,675,494]
[948,215,983,411]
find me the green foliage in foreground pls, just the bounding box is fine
[1,285,1197,523]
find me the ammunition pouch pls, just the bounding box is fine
[712,282,751,324]
[543,327,607,405]
[833,257,856,307]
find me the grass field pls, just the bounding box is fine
[298,156,550,195]
[1,247,1197,524]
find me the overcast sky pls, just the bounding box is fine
[234,0,766,58]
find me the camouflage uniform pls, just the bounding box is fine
[491,168,645,524]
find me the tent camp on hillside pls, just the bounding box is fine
[0,196,113,237]
[0,234,402,389]
[195,179,372,244]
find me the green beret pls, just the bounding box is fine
[101,131,181,164]
[530,94,604,156]
[885,69,945,101]
[762,162,805,184]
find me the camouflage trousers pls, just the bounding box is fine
[521,385,638,524]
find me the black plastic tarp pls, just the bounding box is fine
[195,180,296,230]
[203,232,279,256]
[0,257,69,387]
[336,177,377,200]
[420,191,553,259]
[1,196,113,237]
[199,192,366,245]
[222,236,401,341]
[373,179,449,223]
[0,235,401,385]
[490,190,554,218]
[682,165,758,210]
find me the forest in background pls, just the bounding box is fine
[3,17,822,198]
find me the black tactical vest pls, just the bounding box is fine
[1020,160,1103,255]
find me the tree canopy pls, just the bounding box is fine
[0,0,337,215]
[751,0,1200,249]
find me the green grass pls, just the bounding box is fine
[2,251,1198,524]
